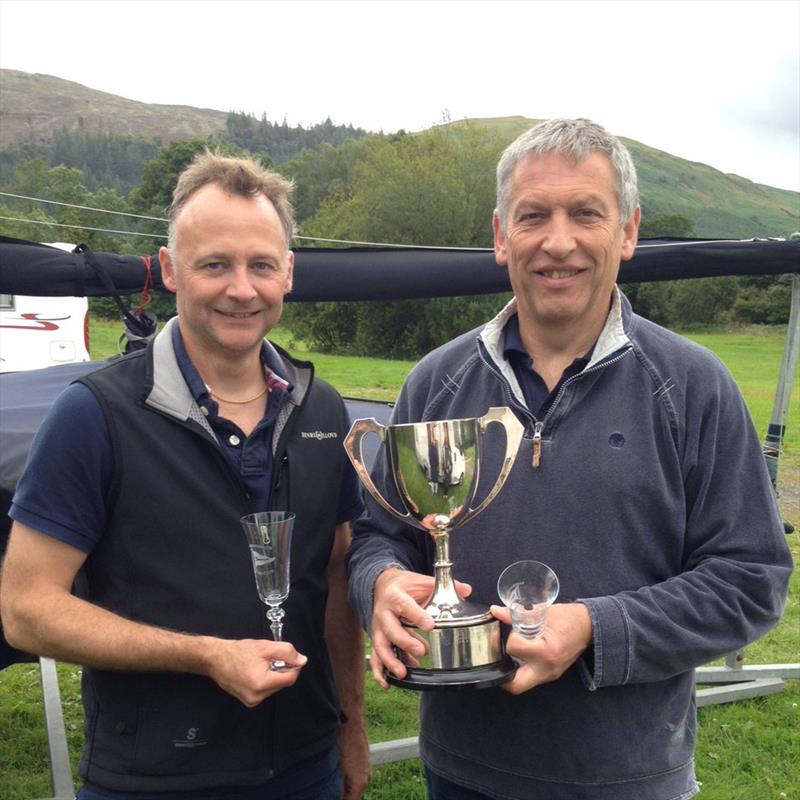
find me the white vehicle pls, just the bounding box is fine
[0,243,91,373]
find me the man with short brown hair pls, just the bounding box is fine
[2,152,370,799]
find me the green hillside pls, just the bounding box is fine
[433,117,799,238]
[0,70,228,149]
[628,139,798,238]
[1,70,797,240]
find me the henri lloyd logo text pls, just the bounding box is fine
[301,430,338,440]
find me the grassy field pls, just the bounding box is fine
[1,320,797,799]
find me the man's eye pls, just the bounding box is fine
[520,212,543,222]
[205,262,225,271]
[252,262,276,272]
[577,209,599,218]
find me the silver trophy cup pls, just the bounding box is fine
[345,407,524,690]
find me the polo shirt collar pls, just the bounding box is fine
[170,321,292,410]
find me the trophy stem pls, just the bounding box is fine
[426,516,464,619]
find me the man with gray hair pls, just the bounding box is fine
[2,151,370,799]
[347,119,791,799]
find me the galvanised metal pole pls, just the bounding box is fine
[724,267,799,672]
[762,271,800,525]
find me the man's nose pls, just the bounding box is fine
[226,265,258,302]
[541,215,577,260]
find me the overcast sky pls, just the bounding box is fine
[1,0,798,192]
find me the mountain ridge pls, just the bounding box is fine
[0,69,228,148]
[1,69,797,237]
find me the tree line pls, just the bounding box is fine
[0,127,794,359]
[224,111,368,164]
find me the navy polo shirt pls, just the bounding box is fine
[172,324,290,513]
[503,314,590,418]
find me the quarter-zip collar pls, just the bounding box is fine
[587,286,629,369]
[479,286,630,408]
[479,297,526,407]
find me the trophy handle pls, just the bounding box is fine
[460,407,524,526]
[344,418,418,525]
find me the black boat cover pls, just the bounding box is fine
[1,235,798,301]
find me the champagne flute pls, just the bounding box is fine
[240,511,295,670]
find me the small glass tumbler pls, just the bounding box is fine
[497,560,559,639]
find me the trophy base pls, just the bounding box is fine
[387,656,515,691]
[388,613,514,690]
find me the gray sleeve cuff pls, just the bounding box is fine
[577,596,632,689]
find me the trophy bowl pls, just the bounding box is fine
[345,407,524,690]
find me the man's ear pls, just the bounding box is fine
[159,246,177,294]
[493,210,509,267]
[620,206,641,262]
[285,251,294,294]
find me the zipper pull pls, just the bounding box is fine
[273,453,288,490]
[531,421,544,469]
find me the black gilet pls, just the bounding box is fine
[74,342,350,792]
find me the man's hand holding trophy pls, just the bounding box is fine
[345,407,560,691]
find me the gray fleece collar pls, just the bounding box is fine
[147,317,195,421]
[146,318,310,424]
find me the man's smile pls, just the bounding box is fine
[214,309,262,318]
[533,267,585,280]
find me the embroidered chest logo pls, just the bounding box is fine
[300,430,338,440]
[609,432,626,448]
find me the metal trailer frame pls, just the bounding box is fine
[686,272,800,708]
[34,657,74,800]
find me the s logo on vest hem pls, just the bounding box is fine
[172,727,208,748]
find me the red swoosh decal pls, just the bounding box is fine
[0,313,69,331]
